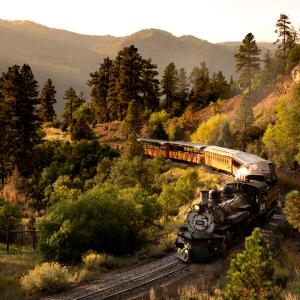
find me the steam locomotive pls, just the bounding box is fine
[137,139,278,261]
[175,180,278,261]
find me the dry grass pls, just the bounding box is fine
[0,244,38,300]
[43,127,71,142]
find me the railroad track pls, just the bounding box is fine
[73,259,185,300]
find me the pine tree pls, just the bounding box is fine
[216,121,233,148]
[189,62,210,108]
[148,122,168,140]
[233,96,255,151]
[275,14,294,70]
[62,87,84,129]
[0,64,40,177]
[122,100,142,136]
[38,78,57,122]
[175,67,189,114]
[140,58,160,112]
[235,33,261,92]
[121,133,144,159]
[210,71,230,100]
[88,57,113,122]
[260,50,275,84]
[106,57,121,121]
[224,228,275,300]
[71,118,94,141]
[285,190,300,232]
[161,62,178,111]
[117,45,143,120]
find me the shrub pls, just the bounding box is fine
[82,252,106,271]
[20,262,69,294]
[38,184,159,263]
[285,190,300,232]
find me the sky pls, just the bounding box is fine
[0,0,299,43]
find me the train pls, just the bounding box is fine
[137,138,278,261]
[137,138,277,184]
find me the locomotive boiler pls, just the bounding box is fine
[175,180,278,262]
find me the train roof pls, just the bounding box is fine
[204,146,270,164]
[137,138,206,149]
[137,138,169,145]
[204,146,240,156]
[167,141,207,149]
[233,152,270,164]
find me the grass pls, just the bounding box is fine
[0,243,38,300]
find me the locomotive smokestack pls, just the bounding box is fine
[200,190,209,205]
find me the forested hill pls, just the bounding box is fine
[0,20,273,113]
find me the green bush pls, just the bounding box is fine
[158,169,198,217]
[20,262,69,294]
[38,184,161,263]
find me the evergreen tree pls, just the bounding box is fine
[275,14,294,70]
[287,44,300,71]
[233,96,255,151]
[229,76,241,97]
[285,190,300,232]
[260,50,275,84]
[210,71,230,100]
[148,122,168,140]
[161,62,178,111]
[175,67,189,114]
[71,118,94,141]
[117,45,143,120]
[189,62,210,108]
[140,58,160,112]
[0,64,40,177]
[235,33,261,92]
[62,87,84,129]
[224,228,275,300]
[121,133,144,160]
[38,78,57,122]
[87,57,113,122]
[122,100,142,136]
[106,57,121,121]
[216,121,234,148]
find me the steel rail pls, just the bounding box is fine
[73,260,185,300]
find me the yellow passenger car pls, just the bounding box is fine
[204,146,241,173]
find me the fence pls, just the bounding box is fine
[0,219,40,253]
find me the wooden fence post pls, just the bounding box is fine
[6,216,10,253]
[33,227,36,251]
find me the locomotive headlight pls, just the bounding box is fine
[194,205,200,211]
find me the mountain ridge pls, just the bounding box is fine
[0,19,274,114]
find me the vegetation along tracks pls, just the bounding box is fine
[73,259,186,300]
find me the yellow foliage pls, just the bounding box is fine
[20,262,69,294]
[82,251,106,271]
[191,114,227,144]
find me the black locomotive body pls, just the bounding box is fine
[175,180,278,262]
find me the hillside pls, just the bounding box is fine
[0,19,272,115]
[94,70,296,145]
